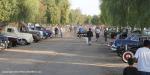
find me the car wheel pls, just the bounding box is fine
[8,42,13,48]
[12,42,17,47]
[122,51,134,63]
[34,39,39,43]
[33,36,39,43]
[19,39,28,45]
[43,36,48,39]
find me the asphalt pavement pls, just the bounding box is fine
[0,32,126,75]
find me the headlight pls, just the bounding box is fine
[112,44,116,48]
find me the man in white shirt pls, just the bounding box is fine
[135,40,150,75]
[95,27,101,42]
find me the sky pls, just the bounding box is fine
[70,0,100,16]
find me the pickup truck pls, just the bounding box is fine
[20,26,41,42]
[1,26,34,45]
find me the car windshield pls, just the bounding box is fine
[130,35,139,41]
[125,34,140,41]
[125,34,134,40]
[36,27,42,31]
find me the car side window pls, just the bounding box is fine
[7,28,14,33]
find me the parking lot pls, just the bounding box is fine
[0,32,126,75]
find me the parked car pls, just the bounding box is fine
[45,29,53,38]
[34,26,51,39]
[4,35,20,47]
[108,32,128,47]
[111,33,140,51]
[121,36,150,63]
[1,26,34,45]
[20,26,41,43]
[143,30,150,36]
[0,35,9,50]
[77,28,87,38]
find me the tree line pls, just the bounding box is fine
[0,0,100,26]
[100,0,150,30]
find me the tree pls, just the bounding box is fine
[0,0,18,22]
[100,0,150,30]
[59,0,70,24]
[69,9,86,25]
[46,0,70,25]
[91,15,100,25]
[17,0,40,22]
[35,0,47,23]
[84,15,92,24]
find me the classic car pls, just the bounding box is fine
[34,26,52,39]
[143,29,150,36]
[111,33,140,51]
[1,26,34,45]
[20,26,41,43]
[121,36,150,63]
[77,28,87,38]
[108,32,128,47]
[4,35,20,47]
[0,35,9,50]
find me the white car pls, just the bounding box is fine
[2,26,34,45]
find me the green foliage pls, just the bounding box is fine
[46,0,70,25]
[0,0,17,22]
[69,9,86,25]
[91,15,100,25]
[17,0,40,22]
[84,15,92,24]
[0,0,101,26]
[100,0,150,28]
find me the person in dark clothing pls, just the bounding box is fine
[104,29,108,42]
[54,27,59,37]
[87,28,93,45]
[123,58,138,75]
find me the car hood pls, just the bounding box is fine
[113,39,139,47]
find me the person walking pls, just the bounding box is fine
[104,29,108,42]
[87,28,93,45]
[60,27,63,38]
[54,27,59,37]
[95,27,101,42]
[134,40,150,75]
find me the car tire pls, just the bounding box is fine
[122,51,134,63]
[8,42,13,48]
[20,39,28,45]
[33,37,39,43]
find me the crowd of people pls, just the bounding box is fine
[73,25,106,45]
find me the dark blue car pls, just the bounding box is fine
[35,26,53,39]
[111,34,141,51]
